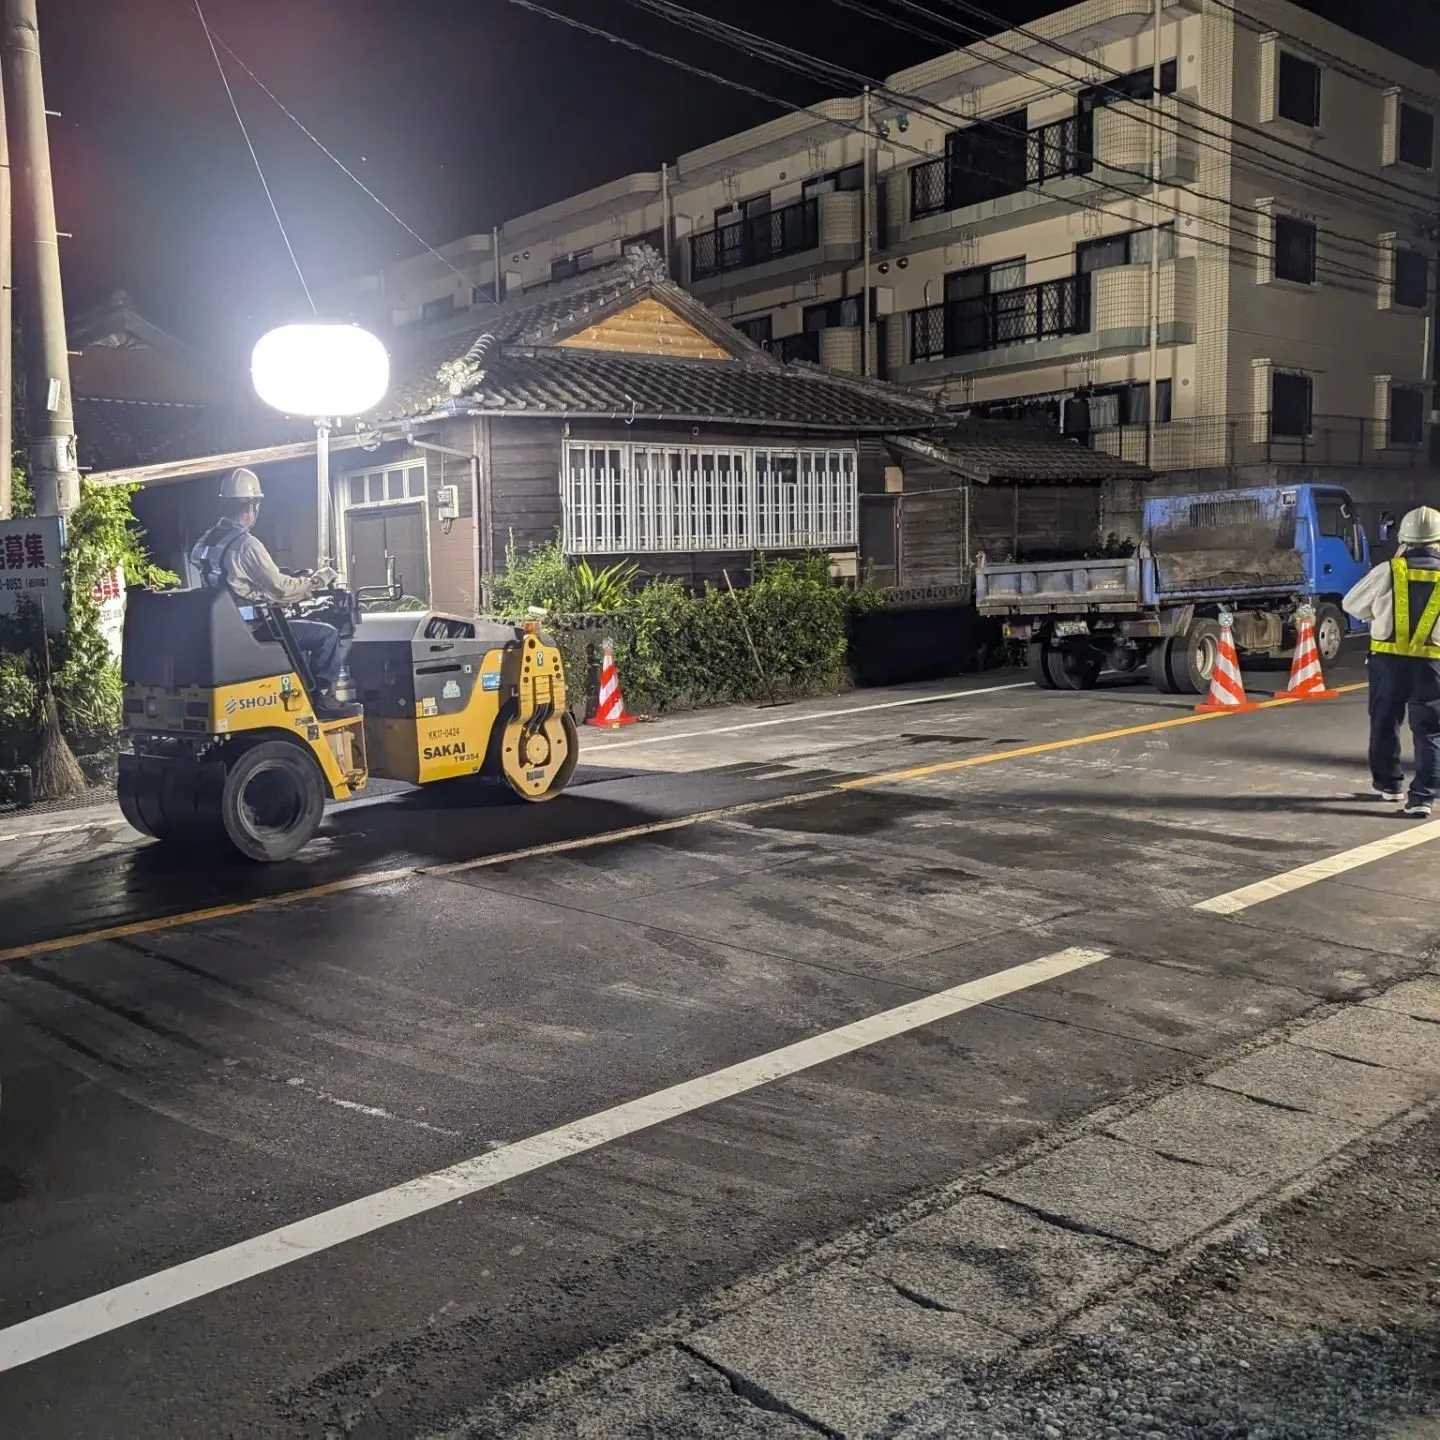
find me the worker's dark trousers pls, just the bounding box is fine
[289,619,349,698]
[1368,651,1440,802]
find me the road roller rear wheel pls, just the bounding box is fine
[500,711,579,803]
[218,740,326,861]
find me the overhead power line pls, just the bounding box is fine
[492,0,1402,302]
[816,0,1424,248]
[191,0,315,313]
[914,0,1435,215]
[209,31,478,293]
[608,0,1392,285]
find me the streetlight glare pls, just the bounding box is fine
[251,323,390,418]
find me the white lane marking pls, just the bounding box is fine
[0,819,125,844]
[284,1079,461,1138]
[587,682,1032,752]
[1194,819,1440,914]
[0,946,1106,1373]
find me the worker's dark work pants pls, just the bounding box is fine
[289,619,348,698]
[1368,651,1440,802]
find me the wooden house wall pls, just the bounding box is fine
[868,450,1107,588]
[423,428,478,616]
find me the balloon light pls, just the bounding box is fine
[251,323,390,418]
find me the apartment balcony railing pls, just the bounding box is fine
[910,115,1088,221]
[689,198,820,281]
[1089,413,1431,472]
[910,275,1088,362]
[765,331,822,364]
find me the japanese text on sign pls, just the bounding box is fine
[0,515,66,632]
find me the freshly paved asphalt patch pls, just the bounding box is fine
[2,662,1437,1437]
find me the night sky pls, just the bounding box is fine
[40,0,1440,363]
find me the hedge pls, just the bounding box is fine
[488,541,886,718]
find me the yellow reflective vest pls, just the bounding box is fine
[1371,557,1440,661]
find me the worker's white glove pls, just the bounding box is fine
[312,566,339,588]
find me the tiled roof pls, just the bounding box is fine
[77,397,313,475]
[380,248,944,434]
[889,422,1155,484]
[438,348,945,430]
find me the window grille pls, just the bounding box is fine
[563,442,857,554]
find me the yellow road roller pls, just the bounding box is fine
[118,585,579,861]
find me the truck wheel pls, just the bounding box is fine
[1315,604,1345,664]
[1046,645,1103,690]
[219,740,326,862]
[1028,642,1058,690]
[1147,643,1179,693]
[1167,621,1222,695]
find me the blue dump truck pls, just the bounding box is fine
[976,483,1371,693]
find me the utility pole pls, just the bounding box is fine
[4,0,78,516]
[1145,0,1163,469]
[862,87,873,379]
[0,42,11,522]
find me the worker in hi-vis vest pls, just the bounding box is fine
[1343,505,1440,819]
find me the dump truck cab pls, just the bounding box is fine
[118,586,578,862]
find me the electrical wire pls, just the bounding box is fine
[823,0,1428,247]
[209,31,479,293]
[607,0,1391,286]
[1206,0,1438,98]
[493,0,1399,301]
[905,0,1437,214]
[191,0,315,313]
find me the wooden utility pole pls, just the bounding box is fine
[4,0,77,516]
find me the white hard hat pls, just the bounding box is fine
[1398,506,1440,545]
[219,467,264,501]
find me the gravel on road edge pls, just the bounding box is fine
[898,1103,1440,1440]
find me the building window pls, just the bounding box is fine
[1075,223,1176,273]
[1271,371,1313,437]
[1394,246,1430,309]
[1277,52,1321,127]
[550,248,595,282]
[944,109,1029,211]
[1399,103,1435,169]
[422,295,456,324]
[623,229,664,255]
[562,442,857,554]
[343,461,428,509]
[734,314,773,345]
[471,283,500,306]
[1274,216,1317,284]
[1087,380,1172,429]
[803,293,873,331]
[803,164,863,197]
[1389,385,1426,445]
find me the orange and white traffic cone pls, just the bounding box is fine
[1195,612,1260,714]
[586,641,638,729]
[1281,605,1341,700]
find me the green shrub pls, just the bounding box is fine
[488,539,878,718]
[0,470,177,773]
[488,536,638,615]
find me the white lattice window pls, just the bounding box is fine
[562,442,858,554]
[341,460,428,509]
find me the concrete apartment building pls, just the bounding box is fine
[322,0,1440,500]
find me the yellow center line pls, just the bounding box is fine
[839,683,1366,789]
[0,684,1365,965]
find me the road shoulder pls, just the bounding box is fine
[461,970,1440,1440]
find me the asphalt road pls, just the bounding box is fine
[1,656,1436,1438]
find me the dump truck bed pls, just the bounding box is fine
[975,556,1144,614]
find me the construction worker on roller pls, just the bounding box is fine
[189,468,353,719]
[1343,504,1440,819]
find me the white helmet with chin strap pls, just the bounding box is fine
[1398,506,1440,546]
[219,468,264,501]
